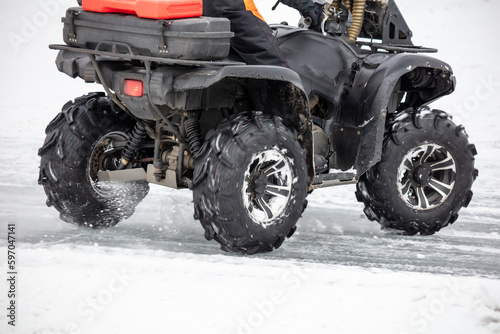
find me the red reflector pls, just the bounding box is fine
[124,79,143,97]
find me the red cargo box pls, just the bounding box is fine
[81,0,203,20]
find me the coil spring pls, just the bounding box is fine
[347,0,367,42]
[343,0,352,12]
[331,0,340,11]
[184,117,202,156]
[121,123,147,164]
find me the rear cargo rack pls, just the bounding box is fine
[49,44,245,67]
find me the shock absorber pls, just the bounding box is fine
[347,0,367,42]
[184,114,203,157]
[343,0,352,11]
[117,123,148,169]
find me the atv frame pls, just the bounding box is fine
[39,0,476,254]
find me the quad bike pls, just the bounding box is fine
[39,0,478,254]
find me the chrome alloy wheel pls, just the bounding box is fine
[88,132,128,198]
[397,143,456,210]
[243,149,294,226]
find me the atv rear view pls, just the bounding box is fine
[39,0,477,254]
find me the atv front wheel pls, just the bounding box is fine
[356,107,478,235]
[192,112,308,254]
[38,92,149,228]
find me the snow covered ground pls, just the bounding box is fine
[1,0,500,333]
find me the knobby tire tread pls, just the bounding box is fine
[38,92,149,228]
[355,107,478,235]
[192,112,308,254]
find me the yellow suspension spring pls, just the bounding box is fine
[343,0,352,12]
[327,0,366,42]
[331,0,341,11]
[347,0,366,42]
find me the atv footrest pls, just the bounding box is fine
[312,172,357,189]
[98,168,147,182]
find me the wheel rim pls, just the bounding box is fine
[397,143,456,211]
[88,132,128,198]
[243,149,293,227]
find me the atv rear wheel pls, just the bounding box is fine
[38,92,149,228]
[192,112,308,254]
[356,107,478,235]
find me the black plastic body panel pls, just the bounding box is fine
[53,12,455,183]
[276,27,455,175]
[278,30,359,107]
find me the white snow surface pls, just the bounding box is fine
[1,0,500,333]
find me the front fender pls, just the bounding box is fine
[338,53,455,175]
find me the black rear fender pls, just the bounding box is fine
[173,65,314,180]
[55,51,314,181]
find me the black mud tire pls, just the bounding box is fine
[38,92,149,228]
[356,107,478,235]
[192,112,308,254]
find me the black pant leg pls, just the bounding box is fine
[203,0,288,67]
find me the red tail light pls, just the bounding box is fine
[124,79,143,97]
